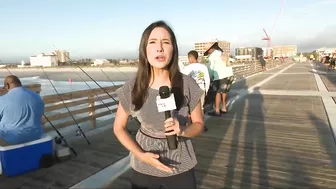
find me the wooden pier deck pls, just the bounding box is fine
[1,60,336,189]
[108,62,336,189]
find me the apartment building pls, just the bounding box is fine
[235,47,263,61]
[29,49,70,67]
[262,47,273,58]
[272,45,297,58]
[52,49,70,63]
[194,39,231,56]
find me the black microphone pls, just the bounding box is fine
[159,86,178,150]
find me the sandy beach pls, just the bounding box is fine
[0,66,137,81]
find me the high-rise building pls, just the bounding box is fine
[262,47,273,58]
[235,47,263,61]
[52,49,70,63]
[272,45,297,58]
[194,39,231,56]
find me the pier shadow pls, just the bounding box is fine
[197,78,270,188]
[237,87,269,189]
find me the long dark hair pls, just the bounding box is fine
[132,20,184,111]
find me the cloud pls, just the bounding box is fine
[296,25,336,52]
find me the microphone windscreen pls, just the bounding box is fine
[159,86,170,98]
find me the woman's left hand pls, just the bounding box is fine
[164,118,182,136]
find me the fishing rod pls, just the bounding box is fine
[2,63,77,155]
[54,48,140,125]
[49,49,118,117]
[103,64,142,126]
[52,49,121,115]
[0,60,11,75]
[62,56,117,102]
[43,114,77,156]
[40,66,90,145]
[99,67,116,87]
[66,64,115,114]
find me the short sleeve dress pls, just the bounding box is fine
[116,74,204,177]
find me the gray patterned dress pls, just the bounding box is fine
[116,74,204,177]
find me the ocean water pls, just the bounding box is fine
[0,76,125,96]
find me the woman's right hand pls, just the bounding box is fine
[137,152,174,173]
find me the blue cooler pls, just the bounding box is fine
[0,135,53,177]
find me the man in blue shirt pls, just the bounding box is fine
[0,75,45,146]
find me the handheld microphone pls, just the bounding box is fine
[159,86,178,150]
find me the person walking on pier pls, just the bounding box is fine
[113,20,204,189]
[0,75,45,146]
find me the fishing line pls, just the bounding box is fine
[52,48,140,126]
[50,49,117,116]
[56,53,118,102]
[66,64,116,114]
[40,66,90,145]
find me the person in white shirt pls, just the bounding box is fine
[181,50,210,114]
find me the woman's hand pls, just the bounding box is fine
[164,118,182,136]
[136,152,174,173]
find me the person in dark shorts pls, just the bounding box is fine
[113,20,204,189]
[329,54,335,71]
[212,76,234,94]
[204,42,234,116]
[259,55,266,71]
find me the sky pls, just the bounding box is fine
[0,0,335,63]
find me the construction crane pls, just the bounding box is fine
[262,29,271,59]
[261,0,285,60]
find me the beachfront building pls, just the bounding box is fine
[91,59,109,66]
[30,53,58,67]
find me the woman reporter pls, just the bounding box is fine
[113,20,204,189]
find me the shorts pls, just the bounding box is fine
[212,76,234,94]
[201,92,205,109]
[130,168,197,189]
[0,137,9,146]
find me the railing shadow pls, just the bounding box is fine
[286,155,315,188]
[310,61,336,92]
[309,113,336,167]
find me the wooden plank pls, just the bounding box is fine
[44,108,115,131]
[43,85,121,103]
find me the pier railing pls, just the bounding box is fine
[232,59,284,80]
[0,59,291,132]
[41,85,122,131]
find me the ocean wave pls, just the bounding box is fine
[1,75,125,96]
